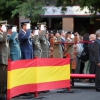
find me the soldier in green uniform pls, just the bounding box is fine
[38,23,49,58]
[64,31,74,72]
[31,26,42,58]
[0,21,9,100]
[53,31,63,58]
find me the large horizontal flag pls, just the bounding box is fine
[7,57,70,99]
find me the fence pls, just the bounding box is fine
[7,57,70,100]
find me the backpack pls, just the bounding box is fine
[80,50,89,62]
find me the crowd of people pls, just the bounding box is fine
[0,20,100,99]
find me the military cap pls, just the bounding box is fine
[31,26,38,30]
[21,20,31,27]
[41,22,46,26]
[21,21,31,29]
[37,23,41,27]
[37,22,47,27]
[0,20,7,26]
[67,31,72,34]
[53,30,58,35]
[42,22,47,28]
[7,25,14,29]
[48,30,53,33]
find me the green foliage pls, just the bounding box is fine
[77,0,100,24]
[0,0,46,22]
[0,0,100,23]
[12,0,46,22]
[55,0,100,14]
[85,0,100,13]
[55,0,100,24]
[0,0,23,20]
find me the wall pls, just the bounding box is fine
[62,18,74,32]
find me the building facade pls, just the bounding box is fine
[19,6,100,34]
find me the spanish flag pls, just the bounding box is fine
[7,58,70,99]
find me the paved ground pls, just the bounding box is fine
[11,82,100,100]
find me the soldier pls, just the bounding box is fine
[0,21,9,100]
[31,26,42,58]
[18,21,33,59]
[45,31,50,57]
[38,22,49,58]
[53,31,63,58]
[64,31,74,71]
[49,31,54,58]
[7,25,21,61]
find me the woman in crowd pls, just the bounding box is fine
[83,33,90,74]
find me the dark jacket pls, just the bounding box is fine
[83,33,89,57]
[83,44,89,57]
[93,38,100,65]
[18,29,32,59]
[88,41,95,62]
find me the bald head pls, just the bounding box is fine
[89,34,96,41]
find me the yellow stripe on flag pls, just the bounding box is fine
[7,64,70,89]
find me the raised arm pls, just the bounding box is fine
[0,32,7,43]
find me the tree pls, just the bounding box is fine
[55,0,100,23]
[0,0,100,23]
[12,0,46,22]
[56,0,100,15]
[79,0,100,14]
[0,0,24,20]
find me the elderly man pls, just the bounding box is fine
[88,34,96,83]
[93,29,100,92]
[0,22,8,100]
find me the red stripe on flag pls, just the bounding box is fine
[8,58,70,70]
[7,80,70,99]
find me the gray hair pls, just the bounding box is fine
[96,29,100,37]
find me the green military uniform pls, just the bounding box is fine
[0,31,8,97]
[65,38,74,59]
[39,30,49,58]
[65,38,74,72]
[53,36,63,58]
[32,35,42,58]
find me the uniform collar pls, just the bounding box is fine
[22,29,26,34]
